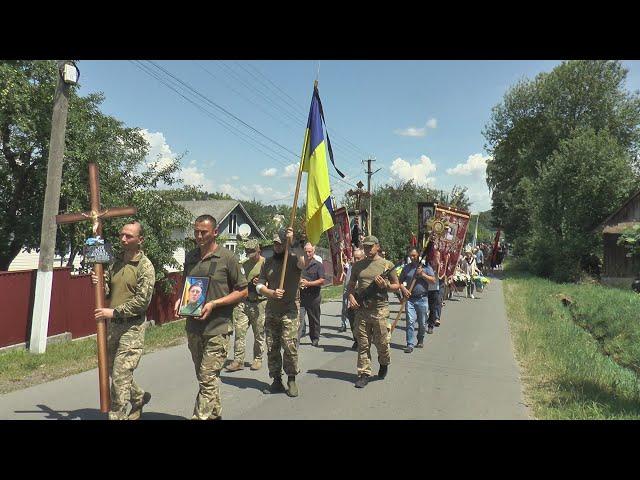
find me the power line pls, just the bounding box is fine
[218,60,367,166]
[244,61,372,160]
[132,61,359,191]
[131,61,295,168]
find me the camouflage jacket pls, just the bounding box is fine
[105,250,156,319]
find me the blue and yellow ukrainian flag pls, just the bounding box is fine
[301,85,335,244]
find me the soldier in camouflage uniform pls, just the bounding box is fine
[226,239,266,372]
[347,235,400,389]
[256,227,305,397]
[174,214,247,420]
[93,220,156,420]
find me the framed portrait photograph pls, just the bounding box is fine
[179,276,210,317]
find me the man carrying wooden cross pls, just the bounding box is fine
[92,220,156,420]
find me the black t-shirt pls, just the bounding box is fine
[300,258,325,299]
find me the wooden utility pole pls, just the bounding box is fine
[30,61,74,355]
[56,163,137,413]
[365,158,380,235]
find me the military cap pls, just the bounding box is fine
[245,239,260,250]
[362,235,379,246]
[272,228,287,244]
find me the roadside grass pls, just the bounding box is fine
[321,284,344,302]
[503,268,640,419]
[0,288,342,395]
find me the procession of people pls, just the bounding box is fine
[89,210,505,420]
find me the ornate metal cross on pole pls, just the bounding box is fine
[56,163,137,413]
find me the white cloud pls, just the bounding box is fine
[141,129,214,191]
[389,155,437,186]
[231,176,239,181]
[218,183,289,203]
[394,118,437,137]
[282,163,300,178]
[445,153,493,212]
[141,129,176,170]
[182,166,215,192]
[446,153,490,176]
[262,168,277,177]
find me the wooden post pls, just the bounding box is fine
[30,60,73,355]
[55,163,137,413]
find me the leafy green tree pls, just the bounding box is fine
[366,181,470,264]
[484,60,640,277]
[0,60,190,288]
[530,128,636,280]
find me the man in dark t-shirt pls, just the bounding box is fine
[297,242,326,347]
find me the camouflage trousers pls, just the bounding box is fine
[355,305,391,377]
[265,303,299,378]
[107,318,147,420]
[232,300,266,363]
[187,332,229,420]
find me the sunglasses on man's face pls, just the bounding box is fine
[245,249,256,254]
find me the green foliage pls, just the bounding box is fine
[529,128,636,281]
[365,180,470,264]
[618,223,640,258]
[0,60,191,286]
[158,186,232,202]
[464,210,497,244]
[484,60,640,280]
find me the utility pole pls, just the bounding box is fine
[30,60,77,354]
[364,158,381,235]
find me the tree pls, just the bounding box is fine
[364,181,470,264]
[0,60,191,288]
[530,128,636,281]
[484,60,640,278]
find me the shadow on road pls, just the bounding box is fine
[321,332,352,341]
[306,369,357,383]
[320,344,353,353]
[220,376,270,392]
[14,404,186,420]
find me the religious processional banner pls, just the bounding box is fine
[328,206,352,285]
[427,205,471,278]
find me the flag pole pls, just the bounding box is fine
[278,80,315,289]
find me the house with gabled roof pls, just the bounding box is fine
[170,199,267,270]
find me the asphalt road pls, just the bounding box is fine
[0,277,529,420]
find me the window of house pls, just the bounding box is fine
[229,214,237,234]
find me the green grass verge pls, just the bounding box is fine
[503,270,640,419]
[321,284,344,302]
[0,290,343,394]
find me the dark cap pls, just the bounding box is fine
[272,228,287,244]
[362,235,379,246]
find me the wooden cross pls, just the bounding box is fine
[56,163,137,413]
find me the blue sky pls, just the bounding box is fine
[77,60,640,213]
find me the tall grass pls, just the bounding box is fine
[503,272,640,419]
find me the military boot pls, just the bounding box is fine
[378,364,389,379]
[263,376,286,394]
[286,376,299,397]
[128,391,151,420]
[225,360,244,372]
[250,358,262,371]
